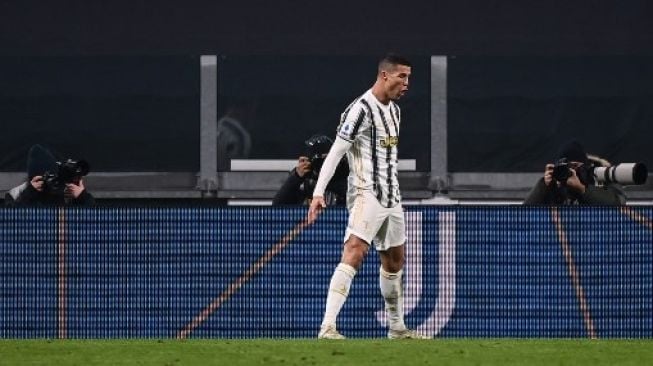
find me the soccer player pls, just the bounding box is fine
[307,54,428,340]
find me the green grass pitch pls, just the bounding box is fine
[1,339,652,366]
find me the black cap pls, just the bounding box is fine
[556,140,588,163]
[26,144,57,178]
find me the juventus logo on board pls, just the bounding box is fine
[375,211,457,337]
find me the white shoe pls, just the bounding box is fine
[387,328,431,339]
[318,324,346,339]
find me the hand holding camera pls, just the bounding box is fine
[65,179,86,199]
[30,175,45,192]
[564,167,586,194]
[546,159,587,193]
[295,156,312,178]
[543,164,555,186]
[42,159,90,194]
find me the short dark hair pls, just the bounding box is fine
[378,54,411,72]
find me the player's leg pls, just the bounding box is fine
[319,192,377,339]
[376,205,430,339]
[377,231,408,334]
[319,234,369,339]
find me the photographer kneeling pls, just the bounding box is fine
[524,140,627,205]
[5,144,95,206]
[272,135,348,206]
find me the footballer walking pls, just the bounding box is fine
[307,54,429,340]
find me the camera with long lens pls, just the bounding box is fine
[42,159,90,193]
[593,163,648,185]
[553,158,648,185]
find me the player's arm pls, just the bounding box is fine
[308,102,367,224]
[313,137,351,198]
[307,137,352,224]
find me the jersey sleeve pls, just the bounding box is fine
[313,137,352,198]
[336,102,369,142]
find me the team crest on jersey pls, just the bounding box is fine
[380,136,398,148]
[340,123,352,134]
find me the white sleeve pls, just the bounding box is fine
[313,137,351,198]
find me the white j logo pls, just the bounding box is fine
[375,211,456,337]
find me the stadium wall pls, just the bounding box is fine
[0,206,651,338]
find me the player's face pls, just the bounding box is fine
[384,65,411,100]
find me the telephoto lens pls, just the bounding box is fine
[593,163,648,185]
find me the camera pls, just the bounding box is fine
[304,134,348,180]
[308,154,326,178]
[593,163,648,185]
[308,154,349,181]
[305,135,332,175]
[42,159,90,192]
[553,158,648,185]
[552,158,572,182]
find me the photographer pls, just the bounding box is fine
[524,140,626,205]
[272,135,347,206]
[5,144,95,206]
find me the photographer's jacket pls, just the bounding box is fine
[5,182,95,206]
[523,178,626,205]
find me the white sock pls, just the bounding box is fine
[379,266,406,331]
[321,263,356,327]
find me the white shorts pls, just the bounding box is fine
[344,190,406,251]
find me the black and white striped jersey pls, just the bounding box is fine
[336,89,401,208]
